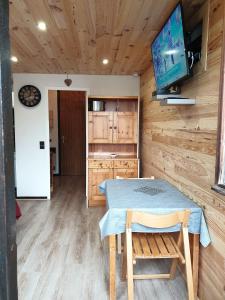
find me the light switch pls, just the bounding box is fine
[40,141,45,149]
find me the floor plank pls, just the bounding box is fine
[17,176,187,300]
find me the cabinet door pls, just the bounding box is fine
[88,168,113,206]
[88,112,113,143]
[113,112,137,144]
[114,168,138,179]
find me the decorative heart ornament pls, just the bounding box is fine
[64,78,72,86]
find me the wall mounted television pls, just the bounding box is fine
[151,3,190,91]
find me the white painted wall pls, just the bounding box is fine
[13,73,140,199]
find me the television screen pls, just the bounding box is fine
[151,4,189,90]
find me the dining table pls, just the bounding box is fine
[99,178,211,300]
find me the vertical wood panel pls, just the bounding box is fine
[0,0,18,298]
[140,0,225,299]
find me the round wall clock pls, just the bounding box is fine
[18,85,41,107]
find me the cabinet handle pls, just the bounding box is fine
[109,126,112,129]
[114,126,117,129]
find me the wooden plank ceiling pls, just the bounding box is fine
[10,0,205,75]
[10,0,181,75]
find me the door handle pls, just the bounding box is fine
[62,136,65,144]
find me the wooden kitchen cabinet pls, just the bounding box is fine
[88,159,138,206]
[113,159,138,179]
[88,111,137,144]
[113,159,138,169]
[88,159,114,206]
[87,97,139,207]
[113,112,137,144]
[114,168,138,179]
[88,112,113,143]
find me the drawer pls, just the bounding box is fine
[114,168,138,178]
[88,159,114,169]
[113,160,138,169]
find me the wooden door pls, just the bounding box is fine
[88,112,113,143]
[88,168,113,206]
[113,112,137,144]
[59,91,86,175]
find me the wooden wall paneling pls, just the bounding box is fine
[140,1,225,299]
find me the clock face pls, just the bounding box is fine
[18,85,41,107]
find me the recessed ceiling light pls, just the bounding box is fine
[37,21,47,31]
[11,56,18,63]
[102,58,109,65]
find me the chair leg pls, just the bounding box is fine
[121,235,127,281]
[126,229,134,300]
[183,228,194,300]
[170,231,183,279]
[117,234,122,254]
[109,235,116,300]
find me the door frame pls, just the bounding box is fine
[47,87,89,204]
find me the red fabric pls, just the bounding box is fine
[16,201,21,219]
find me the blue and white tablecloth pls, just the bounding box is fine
[99,179,211,247]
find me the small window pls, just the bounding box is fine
[213,112,225,195]
[212,42,225,195]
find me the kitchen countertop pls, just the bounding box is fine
[88,154,138,160]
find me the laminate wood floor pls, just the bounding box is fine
[17,176,187,300]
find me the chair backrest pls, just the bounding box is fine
[126,210,190,230]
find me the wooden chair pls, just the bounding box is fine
[115,176,155,254]
[123,209,194,300]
